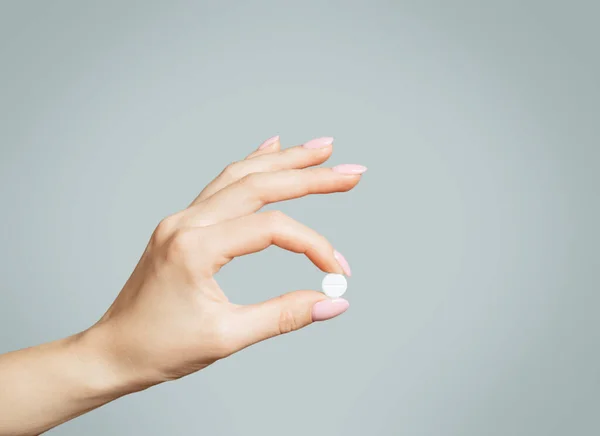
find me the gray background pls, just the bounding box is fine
[0,1,598,435]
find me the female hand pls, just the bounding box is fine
[88,136,366,391]
[0,136,367,435]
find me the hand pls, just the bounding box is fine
[87,136,366,391]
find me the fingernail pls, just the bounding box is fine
[332,164,367,175]
[303,136,334,149]
[258,135,280,150]
[312,298,350,322]
[334,250,352,276]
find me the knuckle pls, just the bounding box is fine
[262,210,290,234]
[239,172,262,191]
[153,214,180,244]
[166,230,195,264]
[222,161,244,181]
[264,210,287,224]
[278,305,299,335]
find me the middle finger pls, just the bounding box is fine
[192,138,335,205]
[184,165,367,225]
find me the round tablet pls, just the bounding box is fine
[321,273,347,298]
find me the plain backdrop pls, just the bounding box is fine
[0,1,598,435]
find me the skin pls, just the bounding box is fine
[0,137,364,435]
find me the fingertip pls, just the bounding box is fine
[332,164,368,175]
[303,137,334,149]
[303,142,334,167]
[258,135,280,150]
[333,250,352,276]
[311,298,350,322]
[246,135,281,159]
[336,171,364,193]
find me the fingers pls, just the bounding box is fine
[187,165,366,224]
[245,135,281,159]
[203,211,345,275]
[225,291,349,352]
[191,137,333,206]
[191,135,282,206]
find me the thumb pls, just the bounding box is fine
[228,290,349,351]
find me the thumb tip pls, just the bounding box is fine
[311,298,350,322]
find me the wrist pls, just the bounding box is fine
[73,324,156,399]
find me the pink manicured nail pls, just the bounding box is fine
[303,136,334,149]
[334,250,352,276]
[332,164,367,175]
[258,135,280,150]
[312,298,350,321]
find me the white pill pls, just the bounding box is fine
[321,273,347,298]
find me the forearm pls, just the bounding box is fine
[0,329,134,436]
